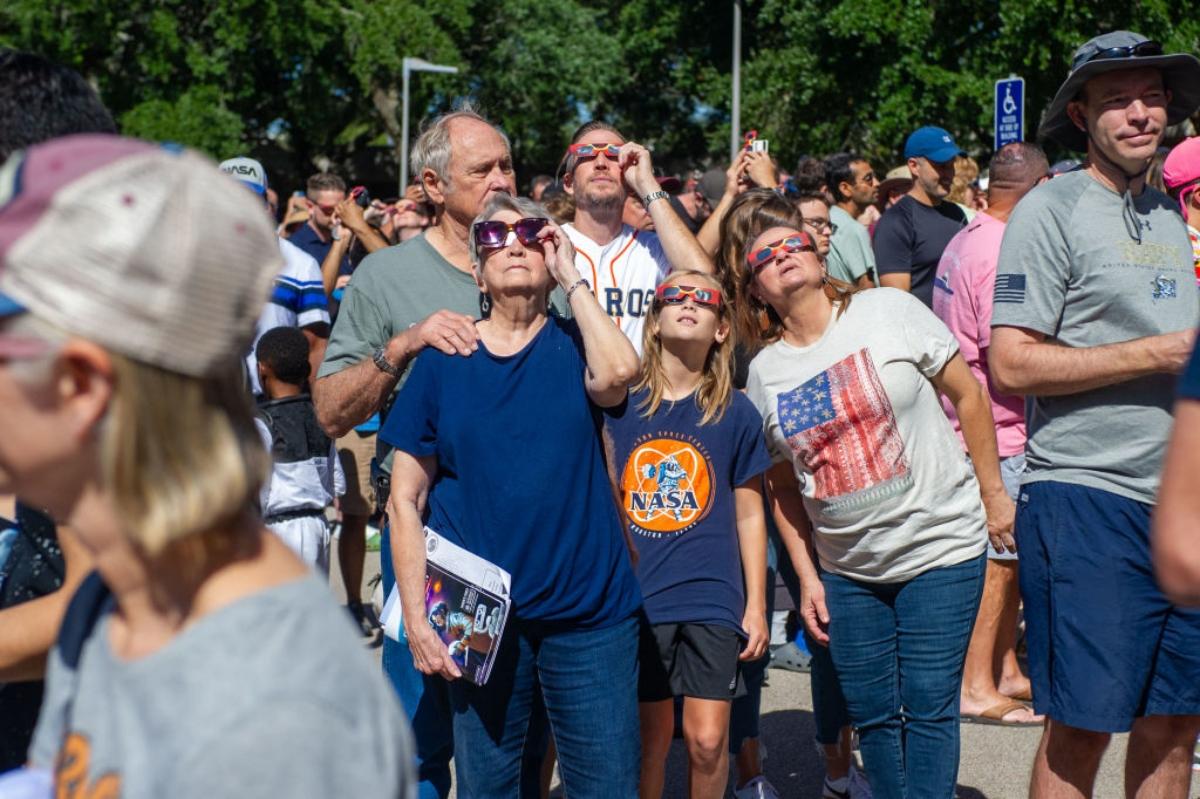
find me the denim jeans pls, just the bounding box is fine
[451,615,640,798]
[822,553,985,799]
[381,524,557,798]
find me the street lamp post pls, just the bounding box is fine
[730,0,742,163]
[400,57,460,194]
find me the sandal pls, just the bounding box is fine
[960,699,1042,727]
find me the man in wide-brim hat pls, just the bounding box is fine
[990,30,1200,799]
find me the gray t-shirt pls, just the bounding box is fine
[991,170,1199,503]
[745,289,986,583]
[30,576,413,798]
[318,232,482,385]
[826,206,876,285]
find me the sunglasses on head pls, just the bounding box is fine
[1083,40,1162,65]
[655,284,722,308]
[568,142,622,159]
[746,233,815,271]
[473,217,548,249]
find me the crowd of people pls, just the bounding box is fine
[0,26,1198,799]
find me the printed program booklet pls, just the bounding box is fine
[381,527,511,685]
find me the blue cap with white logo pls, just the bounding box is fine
[903,126,966,163]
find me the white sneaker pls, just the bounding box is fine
[733,775,781,799]
[821,765,871,799]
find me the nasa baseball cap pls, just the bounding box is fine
[218,156,269,196]
[0,135,281,376]
[903,127,966,164]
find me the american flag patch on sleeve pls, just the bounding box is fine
[994,274,1026,304]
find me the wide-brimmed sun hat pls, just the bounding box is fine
[1039,31,1200,152]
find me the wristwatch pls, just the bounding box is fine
[642,189,669,207]
[372,345,401,377]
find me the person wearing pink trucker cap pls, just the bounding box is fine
[0,134,413,797]
[1163,136,1200,282]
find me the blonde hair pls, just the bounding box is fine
[949,155,979,205]
[719,190,859,347]
[101,354,269,554]
[634,270,734,425]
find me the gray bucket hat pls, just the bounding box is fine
[1038,31,1200,151]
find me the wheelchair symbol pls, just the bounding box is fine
[1003,86,1017,115]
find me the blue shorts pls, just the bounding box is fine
[1018,481,1200,732]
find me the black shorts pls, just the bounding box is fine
[638,619,745,702]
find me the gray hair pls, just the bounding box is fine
[468,194,551,273]
[409,102,512,194]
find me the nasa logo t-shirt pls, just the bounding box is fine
[605,389,771,633]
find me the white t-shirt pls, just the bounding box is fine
[246,238,331,394]
[745,288,986,583]
[563,223,669,353]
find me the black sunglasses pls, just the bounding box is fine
[1082,41,1162,66]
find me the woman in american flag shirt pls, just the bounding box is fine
[735,194,1015,799]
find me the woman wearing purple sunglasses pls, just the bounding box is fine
[380,194,644,797]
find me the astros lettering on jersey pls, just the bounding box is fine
[563,222,670,354]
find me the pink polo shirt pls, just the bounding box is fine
[931,212,1026,456]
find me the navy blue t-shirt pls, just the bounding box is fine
[1181,337,1200,399]
[289,222,354,276]
[604,389,771,633]
[379,316,642,628]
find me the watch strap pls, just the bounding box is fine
[642,189,669,207]
[372,345,401,377]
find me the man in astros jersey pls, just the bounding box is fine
[561,122,714,353]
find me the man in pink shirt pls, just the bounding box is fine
[933,141,1049,726]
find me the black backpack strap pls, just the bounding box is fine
[57,571,113,669]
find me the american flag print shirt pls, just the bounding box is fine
[776,348,911,507]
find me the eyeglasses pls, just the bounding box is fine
[655,284,722,308]
[802,218,837,235]
[856,171,878,185]
[746,233,815,271]
[473,217,548,249]
[1082,40,1162,65]
[568,142,622,160]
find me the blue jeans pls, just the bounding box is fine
[822,553,985,799]
[451,616,640,798]
[382,524,554,798]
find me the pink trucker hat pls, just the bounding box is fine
[1163,137,1200,218]
[0,135,281,376]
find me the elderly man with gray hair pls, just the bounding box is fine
[314,104,560,798]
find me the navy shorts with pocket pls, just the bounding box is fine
[1018,480,1200,732]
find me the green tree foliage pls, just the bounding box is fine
[2,0,1196,189]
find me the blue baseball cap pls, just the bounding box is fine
[903,127,966,163]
